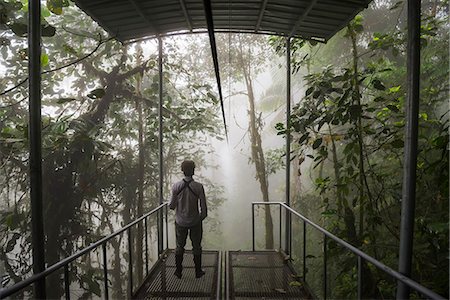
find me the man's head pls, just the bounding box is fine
[181,160,195,176]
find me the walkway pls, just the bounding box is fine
[133,250,221,299]
[133,249,312,299]
[227,251,312,299]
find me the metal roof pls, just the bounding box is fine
[73,0,372,43]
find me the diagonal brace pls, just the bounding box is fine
[202,0,229,142]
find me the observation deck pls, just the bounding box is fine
[0,202,443,300]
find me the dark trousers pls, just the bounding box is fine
[175,222,202,256]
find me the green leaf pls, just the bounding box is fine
[348,104,362,120]
[289,281,303,287]
[56,97,76,104]
[41,6,51,17]
[206,92,218,104]
[386,104,399,113]
[298,133,309,144]
[391,139,404,148]
[6,236,17,252]
[432,135,448,148]
[389,85,401,93]
[305,86,314,97]
[419,112,428,121]
[46,0,69,15]
[321,209,337,216]
[312,138,322,149]
[87,88,106,99]
[41,24,56,37]
[9,22,28,36]
[372,79,385,90]
[41,53,49,67]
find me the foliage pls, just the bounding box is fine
[0,2,223,298]
[273,0,448,297]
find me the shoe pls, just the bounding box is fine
[195,269,205,278]
[175,254,183,279]
[193,254,205,278]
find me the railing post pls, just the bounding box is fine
[279,204,282,250]
[165,204,169,250]
[64,265,70,300]
[303,220,306,282]
[252,203,255,251]
[323,235,327,300]
[128,228,133,298]
[28,0,46,298]
[285,37,292,255]
[144,217,149,276]
[102,243,109,300]
[397,0,421,298]
[157,36,164,256]
[357,256,362,300]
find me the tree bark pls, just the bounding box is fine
[238,49,274,249]
[135,45,145,285]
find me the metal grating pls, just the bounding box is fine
[133,250,219,299]
[228,251,313,299]
[72,0,373,43]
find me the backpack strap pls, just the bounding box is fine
[178,179,199,198]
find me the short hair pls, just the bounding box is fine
[181,160,195,176]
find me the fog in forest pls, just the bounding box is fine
[0,0,448,298]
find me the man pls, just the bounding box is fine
[169,160,207,279]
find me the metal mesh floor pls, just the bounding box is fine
[133,250,219,299]
[228,251,312,299]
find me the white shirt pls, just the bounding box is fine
[169,176,207,227]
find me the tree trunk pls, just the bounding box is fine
[135,45,145,285]
[348,24,379,299]
[241,60,274,249]
[329,125,358,246]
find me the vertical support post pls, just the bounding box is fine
[357,256,362,300]
[285,37,292,255]
[64,265,70,300]
[323,235,327,300]
[28,0,46,298]
[128,228,133,298]
[251,203,255,251]
[102,243,109,300]
[165,204,169,250]
[279,204,282,250]
[397,1,420,299]
[144,217,149,276]
[302,220,306,282]
[157,36,164,256]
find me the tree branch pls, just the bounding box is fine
[0,37,114,96]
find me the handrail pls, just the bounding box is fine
[251,201,445,300]
[0,202,169,299]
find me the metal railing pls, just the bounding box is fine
[251,202,445,300]
[0,202,170,299]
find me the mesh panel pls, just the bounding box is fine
[133,250,219,299]
[229,251,312,299]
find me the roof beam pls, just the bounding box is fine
[288,0,318,38]
[179,0,193,31]
[255,0,269,31]
[127,0,158,33]
[202,0,229,142]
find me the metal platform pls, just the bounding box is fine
[133,250,221,299]
[227,251,313,299]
